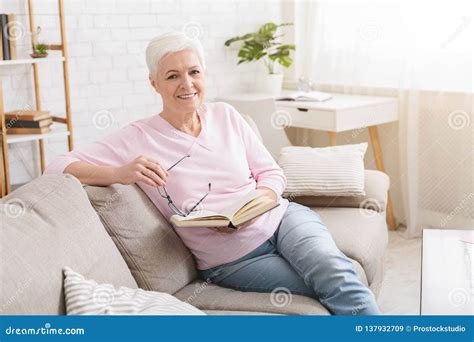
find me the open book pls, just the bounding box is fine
[170,189,280,229]
[276,91,332,102]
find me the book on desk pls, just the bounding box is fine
[276,91,332,102]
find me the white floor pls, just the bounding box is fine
[378,229,422,315]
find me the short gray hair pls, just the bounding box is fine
[145,32,206,78]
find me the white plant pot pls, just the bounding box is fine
[259,73,284,95]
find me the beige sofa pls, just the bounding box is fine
[0,167,389,315]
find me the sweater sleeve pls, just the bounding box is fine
[44,124,140,175]
[226,103,287,197]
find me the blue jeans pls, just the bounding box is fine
[199,202,380,315]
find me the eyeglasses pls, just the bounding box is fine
[157,154,212,217]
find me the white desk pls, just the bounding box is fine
[217,91,399,230]
[421,229,474,315]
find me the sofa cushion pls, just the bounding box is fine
[0,175,137,315]
[292,170,389,212]
[63,267,205,315]
[278,143,368,197]
[175,281,330,315]
[85,183,197,294]
[314,207,388,286]
[174,258,367,315]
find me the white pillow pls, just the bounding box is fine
[278,143,368,197]
[63,267,205,315]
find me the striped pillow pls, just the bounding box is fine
[278,143,368,197]
[63,267,205,315]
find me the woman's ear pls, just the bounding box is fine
[149,75,160,93]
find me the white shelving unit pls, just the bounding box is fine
[6,123,69,144]
[0,57,65,66]
[0,0,73,197]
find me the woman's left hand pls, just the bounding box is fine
[209,188,277,234]
[256,186,278,201]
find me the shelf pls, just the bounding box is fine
[0,0,72,197]
[6,123,69,144]
[0,57,65,66]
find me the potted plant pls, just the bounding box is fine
[31,43,48,58]
[225,22,295,94]
[30,26,48,58]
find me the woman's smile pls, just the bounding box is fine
[176,92,198,100]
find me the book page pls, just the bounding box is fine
[232,201,280,227]
[171,209,225,222]
[220,189,262,218]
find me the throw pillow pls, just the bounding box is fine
[278,143,368,197]
[63,267,205,315]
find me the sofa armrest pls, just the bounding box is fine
[291,170,389,212]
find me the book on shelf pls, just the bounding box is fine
[4,110,51,121]
[276,90,333,102]
[0,14,9,60]
[0,13,17,60]
[170,189,280,229]
[7,14,17,60]
[0,16,3,61]
[7,126,52,135]
[6,117,52,128]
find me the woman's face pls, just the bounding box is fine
[150,49,206,114]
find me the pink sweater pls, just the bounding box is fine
[44,102,289,270]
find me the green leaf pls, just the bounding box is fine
[224,22,295,68]
[276,44,296,51]
[277,55,293,67]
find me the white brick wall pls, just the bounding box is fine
[1,0,282,185]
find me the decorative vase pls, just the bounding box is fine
[258,73,284,95]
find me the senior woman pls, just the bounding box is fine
[44,32,380,315]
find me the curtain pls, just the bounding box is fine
[287,0,473,237]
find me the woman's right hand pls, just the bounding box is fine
[114,156,169,187]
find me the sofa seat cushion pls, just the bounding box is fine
[174,257,367,316]
[314,207,388,286]
[174,281,330,315]
[85,183,197,294]
[0,175,138,315]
